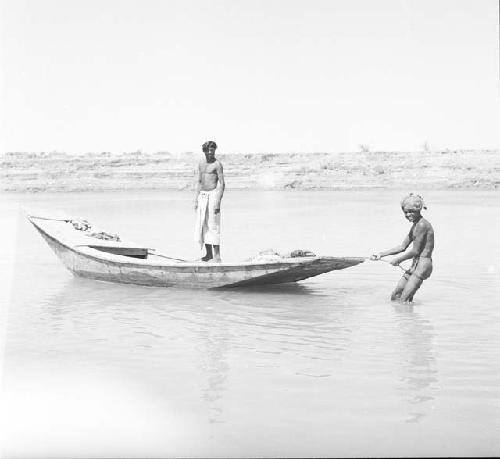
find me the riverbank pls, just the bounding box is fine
[1,149,499,192]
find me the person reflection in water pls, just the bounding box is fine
[194,140,225,262]
[371,193,434,302]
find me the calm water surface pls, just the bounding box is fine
[1,190,499,457]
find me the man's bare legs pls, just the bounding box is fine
[399,274,423,302]
[212,245,221,263]
[201,244,213,262]
[201,244,222,262]
[391,277,408,301]
[391,274,423,302]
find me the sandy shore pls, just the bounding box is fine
[1,149,499,192]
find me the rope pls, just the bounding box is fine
[368,257,407,272]
[147,250,187,262]
[381,258,407,272]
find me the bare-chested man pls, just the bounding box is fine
[194,140,225,262]
[371,193,434,302]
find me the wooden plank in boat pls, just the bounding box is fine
[87,245,149,259]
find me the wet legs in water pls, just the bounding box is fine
[391,274,424,303]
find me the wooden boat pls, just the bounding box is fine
[29,215,365,289]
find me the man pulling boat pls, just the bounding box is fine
[371,193,434,303]
[194,140,225,262]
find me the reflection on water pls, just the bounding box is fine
[196,310,230,424]
[2,190,500,457]
[392,303,437,423]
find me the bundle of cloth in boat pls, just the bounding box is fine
[71,219,91,231]
[247,248,316,262]
[289,249,316,258]
[69,219,121,242]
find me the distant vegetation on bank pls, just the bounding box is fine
[1,149,499,192]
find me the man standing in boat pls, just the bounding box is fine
[194,140,225,262]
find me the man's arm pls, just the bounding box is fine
[194,163,202,210]
[371,234,411,260]
[391,224,426,265]
[214,162,225,214]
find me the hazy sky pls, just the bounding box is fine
[1,0,499,154]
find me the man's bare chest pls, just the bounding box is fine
[201,163,218,175]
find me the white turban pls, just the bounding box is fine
[401,193,427,210]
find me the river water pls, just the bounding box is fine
[1,190,499,457]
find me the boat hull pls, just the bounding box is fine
[32,218,365,289]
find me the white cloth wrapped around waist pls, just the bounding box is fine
[194,189,221,247]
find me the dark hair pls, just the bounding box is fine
[202,141,217,153]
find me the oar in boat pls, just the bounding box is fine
[73,245,187,262]
[29,215,71,222]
